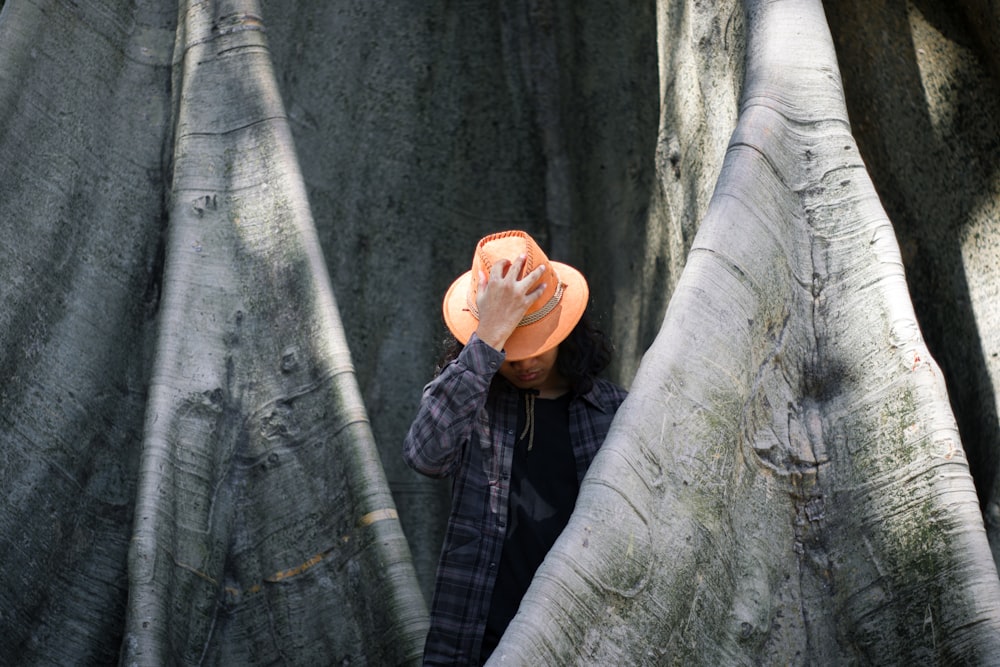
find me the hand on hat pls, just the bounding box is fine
[475,254,547,353]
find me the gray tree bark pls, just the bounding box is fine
[121,3,427,665]
[1,1,426,664]
[824,0,1000,575]
[0,1,173,664]
[256,0,660,604]
[494,0,1000,662]
[1,0,999,664]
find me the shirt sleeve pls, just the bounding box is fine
[402,333,505,478]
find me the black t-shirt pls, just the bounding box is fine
[480,390,578,662]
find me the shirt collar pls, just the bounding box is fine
[574,378,612,412]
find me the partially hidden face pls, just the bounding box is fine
[498,346,565,396]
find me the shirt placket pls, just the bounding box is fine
[487,392,516,519]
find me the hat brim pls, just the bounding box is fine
[442,261,589,361]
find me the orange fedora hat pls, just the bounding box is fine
[443,230,589,361]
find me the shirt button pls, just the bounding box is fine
[489,562,496,569]
[506,429,514,435]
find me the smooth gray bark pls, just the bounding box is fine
[825,0,1000,575]
[495,0,1000,663]
[258,0,660,600]
[1,1,426,664]
[121,2,426,665]
[0,1,172,663]
[1,0,999,664]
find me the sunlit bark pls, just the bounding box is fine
[0,1,426,664]
[495,0,1000,662]
[121,2,426,664]
[1,0,998,664]
[825,0,1000,575]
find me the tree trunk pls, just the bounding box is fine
[494,0,1000,663]
[824,0,1000,575]
[1,1,426,664]
[0,1,173,663]
[1,0,999,664]
[257,0,660,601]
[120,2,428,664]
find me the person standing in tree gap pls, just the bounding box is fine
[403,230,628,665]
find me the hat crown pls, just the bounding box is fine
[468,231,560,320]
[442,229,588,361]
[477,230,539,274]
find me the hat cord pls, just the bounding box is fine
[465,280,566,328]
[519,392,536,451]
[517,281,565,326]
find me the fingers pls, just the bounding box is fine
[479,256,548,308]
[526,279,547,301]
[473,255,548,351]
[490,258,510,280]
[524,263,547,298]
[487,255,544,290]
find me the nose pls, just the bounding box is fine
[510,357,537,370]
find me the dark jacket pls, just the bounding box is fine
[403,334,627,665]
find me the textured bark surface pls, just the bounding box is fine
[0,1,173,664]
[825,0,1000,574]
[120,3,427,665]
[496,1,1000,663]
[257,0,660,600]
[1,1,427,665]
[1,0,999,664]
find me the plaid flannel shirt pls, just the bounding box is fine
[403,334,627,665]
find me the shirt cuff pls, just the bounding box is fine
[460,332,506,376]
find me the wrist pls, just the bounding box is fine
[464,333,506,374]
[474,326,509,352]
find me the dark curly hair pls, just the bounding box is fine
[435,311,613,395]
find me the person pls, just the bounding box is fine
[403,230,627,665]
